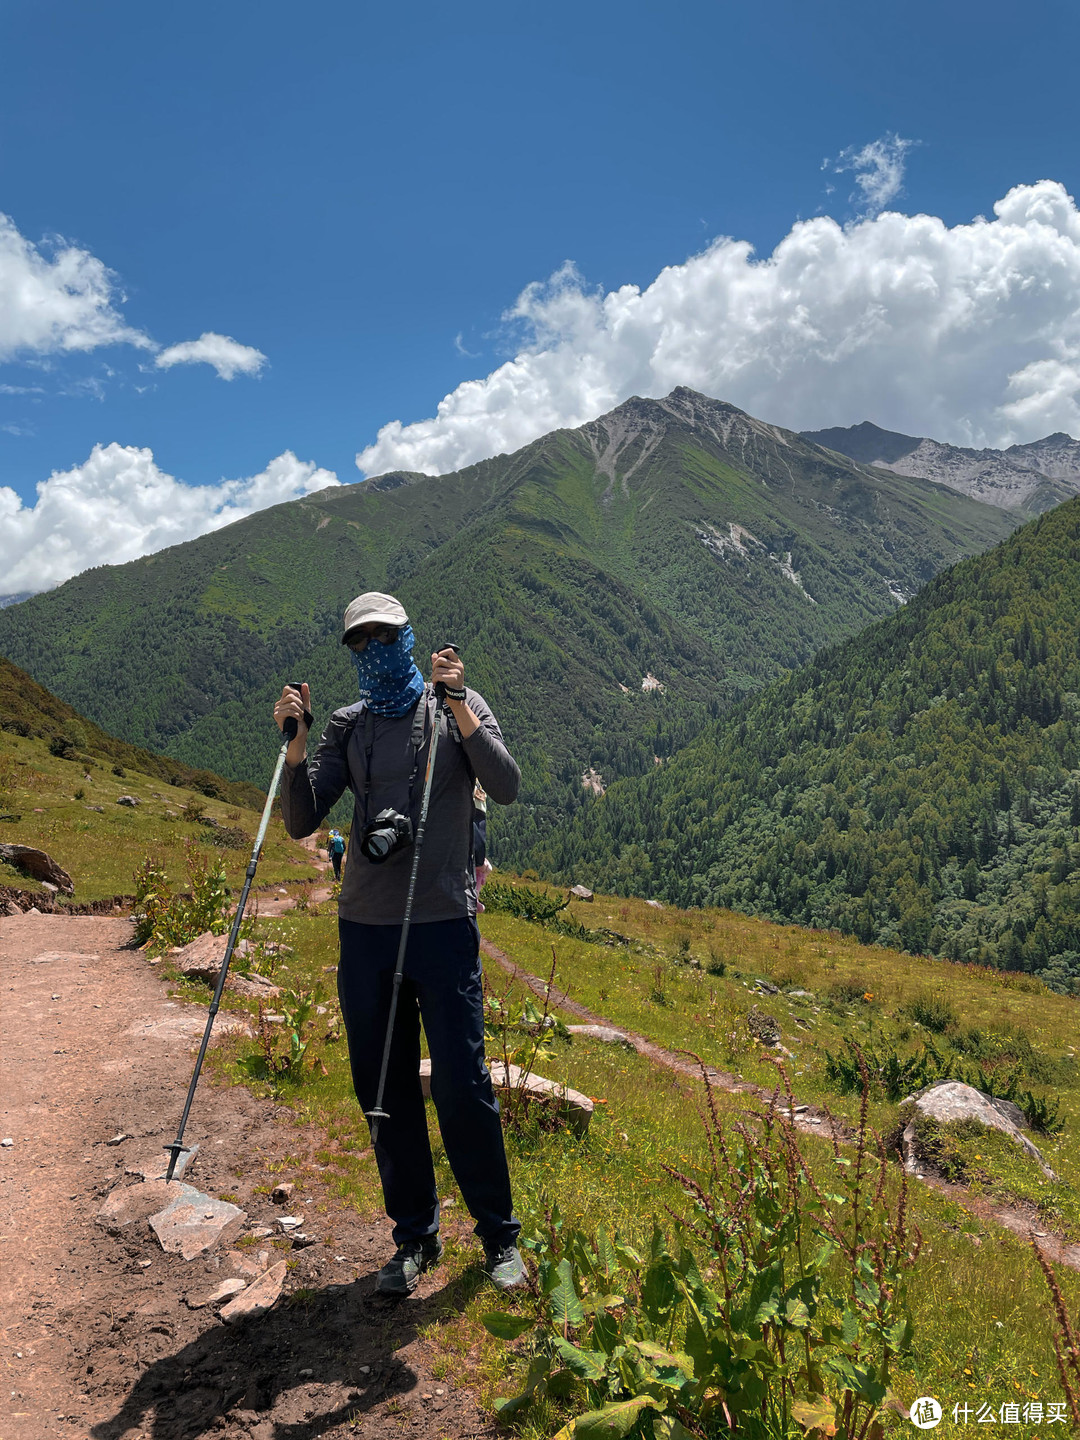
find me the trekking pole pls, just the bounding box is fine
[164,685,305,1181]
[366,646,458,1146]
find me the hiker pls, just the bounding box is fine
[328,828,346,881]
[472,781,493,912]
[272,592,525,1296]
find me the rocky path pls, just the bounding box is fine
[0,914,489,1440]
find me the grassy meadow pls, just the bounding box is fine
[174,878,1080,1432]
[5,731,1077,1428]
[0,726,322,902]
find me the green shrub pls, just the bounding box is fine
[200,824,250,851]
[900,993,957,1033]
[825,980,869,1006]
[483,880,571,924]
[484,1064,919,1439]
[132,841,229,950]
[237,988,322,1088]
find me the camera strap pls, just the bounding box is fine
[356,687,447,825]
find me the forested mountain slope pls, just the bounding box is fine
[0,655,264,808]
[532,498,1080,990]
[0,390,1016,860]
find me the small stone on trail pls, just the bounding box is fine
[2,1138,13,1147]
[299,1368,314,1378]
[248,1224,274,1239]
[277,1215,302,1231]
[219,1260,287,1323]
[291,1233,316,1248]
[150,1188,247,1260]
[189,1277,247,1309]
[105,1133,128,1146]
[271,1182,295,1203]
[128,1142,199,1181]
[137,1259,152,1269]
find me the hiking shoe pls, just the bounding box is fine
[376,1235,443,1297]
[483,1242,527,1290]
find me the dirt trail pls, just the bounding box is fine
[0,914,490,1440]
[480,937,1080,1276]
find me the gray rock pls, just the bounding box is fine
[116,795,140,807]
[96,1179,195,1233]
[189,1278,247,1309]
[219,1260,287,1322]
[569,885,594,901]
[752,978,780,995]
[786,989,816,1000]
[645,899,664,909]
[172,931,281,999]
[0,843,74,894]
[149,1189,247,1260]
[227,1248,271,1279]
[271,1182,295,1204]
[902,1081,1056,1179]
[420,1058,594,1135]
[127,1143,199,1181]
[746,1005,781,1045]
[566,1023,634,1049]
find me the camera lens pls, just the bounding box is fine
[366,830,394,860]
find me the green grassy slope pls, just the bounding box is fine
[0,390,1016,864]
[534,497,1080,989]
[0,730,320,906]
[200,882,1080,1415]
[0,655,265,807]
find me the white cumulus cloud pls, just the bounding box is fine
[829,133,916,217]
[0,212,265,380]
[154,331,267,380]
[0,212,153,360]
[0,446,339,591]
[356,179,1080,478]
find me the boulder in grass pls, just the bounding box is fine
[899,1081,1056,1180]
[172,931,281,998]
[116,795,140,807]
[0,843,74,894]
[419,1058,594,1135]
[746,1005,781,1046]
[569,884,594,902]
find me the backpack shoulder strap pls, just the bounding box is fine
[336,701,366,762]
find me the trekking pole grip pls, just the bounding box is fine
[433,644,459,699]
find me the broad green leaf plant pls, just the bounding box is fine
[484,1059,919,1439]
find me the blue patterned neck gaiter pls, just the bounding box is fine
[351,623,425,716]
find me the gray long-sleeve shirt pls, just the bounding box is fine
[280,686,520,924]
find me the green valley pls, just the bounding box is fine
[0,390,1016,863]
[533,495,1080,989]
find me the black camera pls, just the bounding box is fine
[358,808,414,864]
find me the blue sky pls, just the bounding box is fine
[3,0,1080,588]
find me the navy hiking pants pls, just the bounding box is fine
[337,916,520,1250]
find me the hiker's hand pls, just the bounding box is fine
[275,684,310,763]
[431,650,479,738]
[431,648,464,694]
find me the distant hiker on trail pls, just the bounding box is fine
[472,781,493,912]
[273,592,525,1297]
[328,828,345,881]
